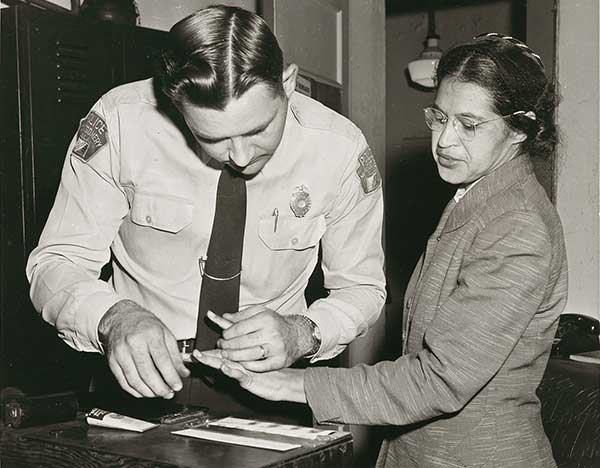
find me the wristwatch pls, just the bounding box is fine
[298,315,322,357]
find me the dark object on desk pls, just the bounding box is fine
[1,388,78,429]
[1,417,353,467]
[552,313,600,357]
[538,357,600,468]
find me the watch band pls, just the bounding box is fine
[297,315,322,357]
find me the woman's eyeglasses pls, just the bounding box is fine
[423,107,526,141]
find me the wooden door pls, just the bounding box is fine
[261,0,347,112]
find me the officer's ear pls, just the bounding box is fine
[282,64,299,99]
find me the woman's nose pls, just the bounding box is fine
[437,118,460,147]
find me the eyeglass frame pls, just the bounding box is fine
[423,106,527,141]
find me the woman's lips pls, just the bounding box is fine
[436,152,461,167]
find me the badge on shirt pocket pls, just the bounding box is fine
[290,185,311,218]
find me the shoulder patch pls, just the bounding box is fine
[71,111,108,162]
[356,146,381,194]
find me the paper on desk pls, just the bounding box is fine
[209,417,336,440]
[569,349,600,364]
[172,428,301,451]
[86,408,158,433]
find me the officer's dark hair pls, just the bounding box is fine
[435,33,560,159]
[156,5,284,110]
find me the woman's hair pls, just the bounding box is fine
[155,5,284,110]
[435,33,559,159]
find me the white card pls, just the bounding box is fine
[209,417,336,440]
[172,428,301,451]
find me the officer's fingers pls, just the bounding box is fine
[147,344,183,398]
[153,336,190,392]
[221,314,268,340]
[219,345,266,362]
[222,304,268,323]
[130,347,175,399]
[164,332,190,379]
[218,331,262,350]
[108,359,143,398]
[206,311,233,330]
[114,352,157,398]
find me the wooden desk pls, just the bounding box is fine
[1,419,352,467]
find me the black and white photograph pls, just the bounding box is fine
[1,1,598,467]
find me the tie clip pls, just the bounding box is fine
[199,257,242,281]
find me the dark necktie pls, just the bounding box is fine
[194,166,246,350]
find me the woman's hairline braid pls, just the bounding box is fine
[474,32,545,71]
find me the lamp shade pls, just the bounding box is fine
[408,36,442,88]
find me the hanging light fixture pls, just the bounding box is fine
[408,9,442,88]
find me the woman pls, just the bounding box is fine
[195,33,568,468]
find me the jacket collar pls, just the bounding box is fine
[442,156,535,233]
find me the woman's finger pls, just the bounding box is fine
[221,364,252,387]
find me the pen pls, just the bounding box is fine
[272,208,279,232]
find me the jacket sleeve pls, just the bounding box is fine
[305,210,553,425]
[305,136,386,361]
[26,98,129,353]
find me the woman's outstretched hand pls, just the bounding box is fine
[192,349,307,403]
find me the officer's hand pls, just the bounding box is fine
[210,306,313,372]
[191,349,307,403]
[98,299,190,398]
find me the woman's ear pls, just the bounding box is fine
[511,111,537,145]
[511,129,528,145]
[282,64,299,98]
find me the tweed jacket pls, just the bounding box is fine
[305,156,568,468]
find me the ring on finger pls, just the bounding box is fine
[258,344,268,360]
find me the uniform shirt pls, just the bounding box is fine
[26,79,386,360]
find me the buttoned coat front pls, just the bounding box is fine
[305,156,568,468]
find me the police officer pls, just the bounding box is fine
[26,5,385,411]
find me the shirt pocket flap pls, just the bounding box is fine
[131,193,193,233]
[259,215,326,251]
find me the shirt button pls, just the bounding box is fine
[406,297,413,309]
[291,237,299,245]
[146,215,152,223]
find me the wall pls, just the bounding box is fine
[386,2,514,155]
[134,0,257,31]
[0,1,257,29]
[385,1,515,327]
[555,0,600,321]
[345,1,386,464]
